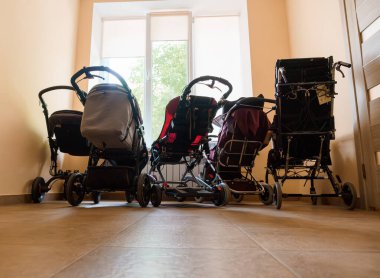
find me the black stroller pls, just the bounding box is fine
[32,86,90,203]
[266,57,357,209]
[65,66,148,206]
[202,96,282,208]
[147,76,233,207]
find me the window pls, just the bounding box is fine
[91,1,252,145]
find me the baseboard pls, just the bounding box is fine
[0,193,63,205]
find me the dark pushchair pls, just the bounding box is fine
[147,76,233,207]
[32,86,90,203]
[65,66,148,206]
[203,96,282,208]
[266,57,357,209]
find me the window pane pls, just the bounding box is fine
[102,19,146,58]
[103,57,145,117]
[151,41,188,140]
[193,16,243,101]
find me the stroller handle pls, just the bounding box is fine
[38,85,77,111]
[70,66,132,104]
[182,75,233,101]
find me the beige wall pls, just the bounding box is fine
[247,0,291,181]
[285,0,360,195]
[0,0,79,195]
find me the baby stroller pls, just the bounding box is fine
[147,76,233,207]
[65,66,148,206]
[32,86,90,203]
[266,57,357,209]
[203,95,282,208]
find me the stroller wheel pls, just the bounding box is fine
[194,196,204,203]
[31,177,46,203]
[150,184,162,207]
[125,191,135,203]
[273,182,282,209]
[66,173,85,206]
[341,182,357,210]
[175,196,186,202]
[213,183,230,207]
[259,183,273,205]
[136,174,151,207]
[91,191,101,204]
[232,193,244,203]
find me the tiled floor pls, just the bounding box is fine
[1,200,380,278]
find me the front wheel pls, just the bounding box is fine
[213,183,231,207]
[136,174,151,207]
[31,177,46,203]
[66,173,85,206]
[231,193,244,203]
[150,184,162,207]
[259,183,273,205]
[341,182,357,210]
[91,191,101,204]
[125,191,135,203]
[194,196,205,203]
[273,182,282,209]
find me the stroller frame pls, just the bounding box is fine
[205,97,280,207]
[66,66,148,206]
[266,57,357,209]
[149,76,233,206]
[32,86,89,203]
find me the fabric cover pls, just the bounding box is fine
[81,84,141,150]
[273,57,334,164]
[211,106,270,166]
[48,110,90,156]
[154,95,218,155]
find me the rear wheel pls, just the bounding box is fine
[259,183,273,205]
[231,193,244,203]
[66,173,85,206]
[341,182,357,210]
[136,174,151,207]
[125,191,135,203]
[31,177,46,203]
[150,184,162,207]
[273,182,282,209]
[213,183,230,206]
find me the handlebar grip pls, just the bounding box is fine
[182,75,233,101]
[338,61,351,68]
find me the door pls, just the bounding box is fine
[343,0,380,209]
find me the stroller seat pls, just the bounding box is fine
[152,95,218,163]
[48,110,89,156]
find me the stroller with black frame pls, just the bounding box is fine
[32,86,90,203]
[65,66,148,206]
[266,57,357,209]
[201,95,282,208]
[146,76,233,207]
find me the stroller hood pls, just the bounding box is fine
[81,83,142,150]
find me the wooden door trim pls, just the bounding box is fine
[342,0,379,209]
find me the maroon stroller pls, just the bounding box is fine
[203,96,282,208]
